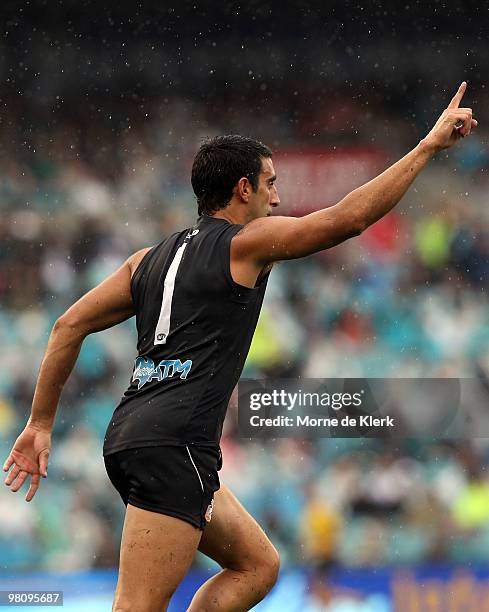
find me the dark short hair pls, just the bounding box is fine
[191,135,273,216]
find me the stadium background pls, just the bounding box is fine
[0,2,488,610]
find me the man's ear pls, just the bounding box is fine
[236,177,251,202]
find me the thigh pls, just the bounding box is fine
[198,484,276,570]
[116,503,202,610]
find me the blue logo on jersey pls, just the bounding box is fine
[132,356,193,390]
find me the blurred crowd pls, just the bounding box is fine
[0,90,488,573]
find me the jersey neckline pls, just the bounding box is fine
[199,214,233,226]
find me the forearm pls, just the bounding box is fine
[21,256,137,432]
[28,320,86,431]
[325,139,434,238]
[308,141,434,252]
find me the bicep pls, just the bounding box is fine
[58,258,136,336]
[233,209,359,264]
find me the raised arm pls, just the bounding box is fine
[233,82,476,266]
[3,247,150,501]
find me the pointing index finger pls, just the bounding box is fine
[448,81,467,109]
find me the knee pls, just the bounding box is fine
[266,545,281,587]
[113,596,170,612]
[256,544,280,593]
[113,604,138,612]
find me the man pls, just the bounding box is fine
[3,83,476,611]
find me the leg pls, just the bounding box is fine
[188,484,280,612]
[113,503,202,612]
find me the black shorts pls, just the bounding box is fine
[104,444,221,530]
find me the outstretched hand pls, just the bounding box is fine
[3,424,51,502]
[423,82,478,152]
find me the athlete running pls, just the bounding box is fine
[3,83,476,611]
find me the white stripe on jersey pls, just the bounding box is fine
[154,242,187,345]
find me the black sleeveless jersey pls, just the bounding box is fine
[103,215,269,456]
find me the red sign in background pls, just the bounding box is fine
[273,147,388,215]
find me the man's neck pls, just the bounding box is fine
[207,202,251,225]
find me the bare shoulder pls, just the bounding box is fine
[236,215,297,235]
[233,216,297,247]
[231,215,303,264]
[127,247,152,277]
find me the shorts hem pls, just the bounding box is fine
[127,498,205,530]
[103,440,220,457]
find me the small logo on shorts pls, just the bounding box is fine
[205,499,214,523]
